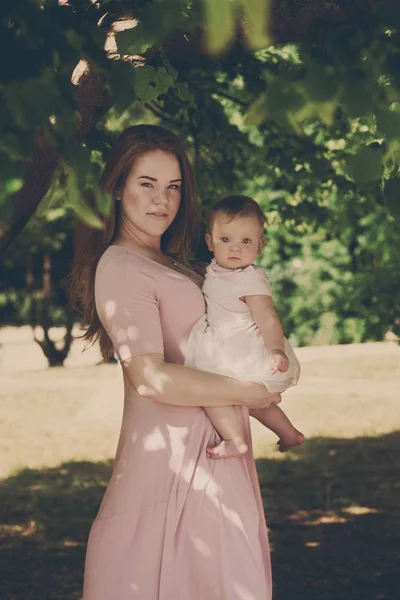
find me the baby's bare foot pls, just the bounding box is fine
[277,429,305,452]
[207,438,248,459]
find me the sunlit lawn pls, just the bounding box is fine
[0,328,399,599]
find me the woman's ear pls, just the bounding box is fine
[205,233,213,252]
[257,236,266,254]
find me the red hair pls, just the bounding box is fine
[69,125,202,360]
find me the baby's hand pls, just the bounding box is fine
[270,350,289,374]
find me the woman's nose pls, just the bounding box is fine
[153,191,168,205]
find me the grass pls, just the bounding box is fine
[0,329,399,599]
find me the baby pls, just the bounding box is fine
[185,194,304,458]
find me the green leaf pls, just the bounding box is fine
[242,0,272,49]
[152,66,176,96]
[134,65,175,102]
[347,145,383,184]
[4,69,63,130]
[304,61,340,103]
[0,133,34,161]
[244,93,266,126]
[314,101,336,127]
[5,178,24,195]
[108,62,137,113]
[66,168,103,229]
[376,106,400,140]
[174,81,196,105]
[266,80,304,115]
[162,56,178,81]
[63,142,93,186]
[94,185,112,217]
[134,66,157,102]
[384,177,400,218]
[204,0,235,54]
[342,80,375,118]
[116,26,156,56]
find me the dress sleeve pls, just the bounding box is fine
[95,255,164,363]
[232,266,273,299]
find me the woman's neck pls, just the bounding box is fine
[114,222,162,255]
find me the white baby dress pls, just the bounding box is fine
[185,259,300,393]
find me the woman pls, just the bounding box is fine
[71,124,279,600]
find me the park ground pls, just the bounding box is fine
[0,327,399,600]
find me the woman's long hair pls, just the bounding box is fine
[69,124,202,360]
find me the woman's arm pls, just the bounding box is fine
[244,294,285,353]
[121,353,277,409]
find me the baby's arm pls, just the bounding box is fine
[203,405,248,458]
[244,294,289,374]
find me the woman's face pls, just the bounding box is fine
[118,150,182,243]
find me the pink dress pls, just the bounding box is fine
[82,245,272,600]
[186,259,300,393]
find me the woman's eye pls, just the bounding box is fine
[141,182,153,188]
[168,184,181,190]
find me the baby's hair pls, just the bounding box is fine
[207,194,266,234]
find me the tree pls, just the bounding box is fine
[2,0,399,252]
[0,187,76,365]
[1,0,400,355]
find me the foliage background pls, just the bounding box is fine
[1,0,400,358]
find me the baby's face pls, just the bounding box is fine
[206,213,265,269]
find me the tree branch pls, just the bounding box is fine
[144,101,182,125]
[0,67,112,255]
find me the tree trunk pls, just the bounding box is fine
[32,252,74,367]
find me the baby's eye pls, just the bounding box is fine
[221,237,229,243]
[242,238,251,244]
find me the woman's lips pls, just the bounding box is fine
[148,213,168,220]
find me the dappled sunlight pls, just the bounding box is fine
[305,541,320,548]
[115,325,139,344]
[166,424,190,471]
[63,539,82,548]
[343,506,380,516]
[141,355,172,393]
[233,581,261,600]
[303,513,349,526]
[192,536,213,557]
[104,300,116,319]
[143,426,167,451]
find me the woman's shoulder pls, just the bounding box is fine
[97,245,149,273]
[96,246,156,289]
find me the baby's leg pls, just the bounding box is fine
[203,406,248,459]
[250,404,305,452]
